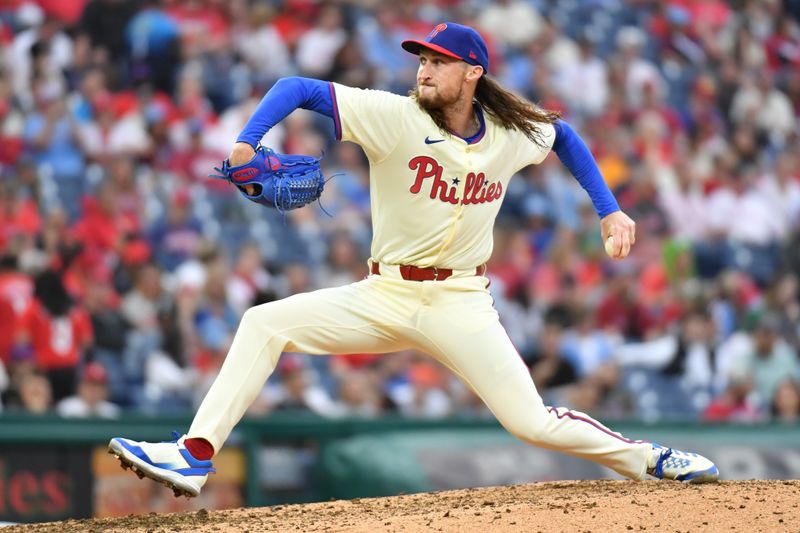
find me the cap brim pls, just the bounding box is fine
[401,39,464,61]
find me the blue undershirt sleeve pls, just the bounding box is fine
[552,119,620,218]
[236,77,335,148]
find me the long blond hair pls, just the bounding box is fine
[410,75,560,147]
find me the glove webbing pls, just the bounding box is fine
[273,173,324,212]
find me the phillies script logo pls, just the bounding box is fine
[408,156,503,205]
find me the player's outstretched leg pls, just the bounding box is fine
[645,443,718,483]
[413,284,720,483]
[108,432,215,497]
[109,280,410,497]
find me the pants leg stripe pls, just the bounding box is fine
[546,406,646,445]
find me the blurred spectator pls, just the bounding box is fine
[317,232,363,288]
[324,36,374,89]
[539,22,580,79]
[773,379,800,424]
[765,17,800,71]
[19,269,93,402]
[282,263,314,297]
[763,274,800,351]
[702,379,764,423]
[0,180,41,255]
[320,143,371,227]
[562,307,616,381]
[106,155,143,227]
[657,161,707,243]
[142,346,194,413]
[526,320,578,392]
[194,261,239,356]
[83,272,129,404]
[335,369,383,418]
[0,73,25,165]
[0,254,33,363]
[200,48,246,116]
[121,262,164,334]
[73,178,140,264]
[728,313,800,409]
[703,164,781,285]
[0,358,8,412]
[385,358,452,419]
[174,70,215,126]
[654,5,706,69]
[615,309,716,389]
[125,0,180,94]
[77,0,138,87]
[0,297,15,369]
[10,371,52,414]
[477,0,543,51]
[757,152,800,241]
[77,89,148,163]
[356,5,415,92]
[616,26,667,110]
[628,181,670,258]
[555,35,609,117]
[728,21,767,71]
[595,273,654,341]
[56,361,120,418]
[226,241,273,316]
[232,2,290,88]
[9,14,72,111]
[257,355,343,417]
[487,226,536,302]
[730,69,796,147]
[141,299,194,412]
[294,4,347,77]
[1,344,35,408]
[165,0,229,59]
[148,189,203,271]
[22,92,86,219]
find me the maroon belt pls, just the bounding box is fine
[370,262,486,281]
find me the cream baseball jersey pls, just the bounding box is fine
[332,83,555,270]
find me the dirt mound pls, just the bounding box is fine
[4,480,798,532]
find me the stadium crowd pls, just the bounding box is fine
[0,0,799,425]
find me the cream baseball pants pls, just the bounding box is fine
[188,266,650,479]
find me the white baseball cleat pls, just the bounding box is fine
[647,443,719,483]
[108,432,215,497]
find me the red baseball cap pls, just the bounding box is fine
[402,22,490,74]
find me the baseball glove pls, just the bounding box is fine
[210,145,325,212]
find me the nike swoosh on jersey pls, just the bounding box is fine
[424,137,445,144]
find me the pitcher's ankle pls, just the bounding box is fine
[184,437,215,460]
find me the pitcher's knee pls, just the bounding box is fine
[499,402,559,445]
[237,304,291,365]
[239,304,281,335]
[501,418,548,445]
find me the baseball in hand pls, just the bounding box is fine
[605,235,615,257]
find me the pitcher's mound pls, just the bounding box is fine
[5,480,798,532]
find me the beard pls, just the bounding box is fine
[409,84,462,134]
[415,83,461,111]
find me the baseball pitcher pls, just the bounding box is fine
[109,23,718,498]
